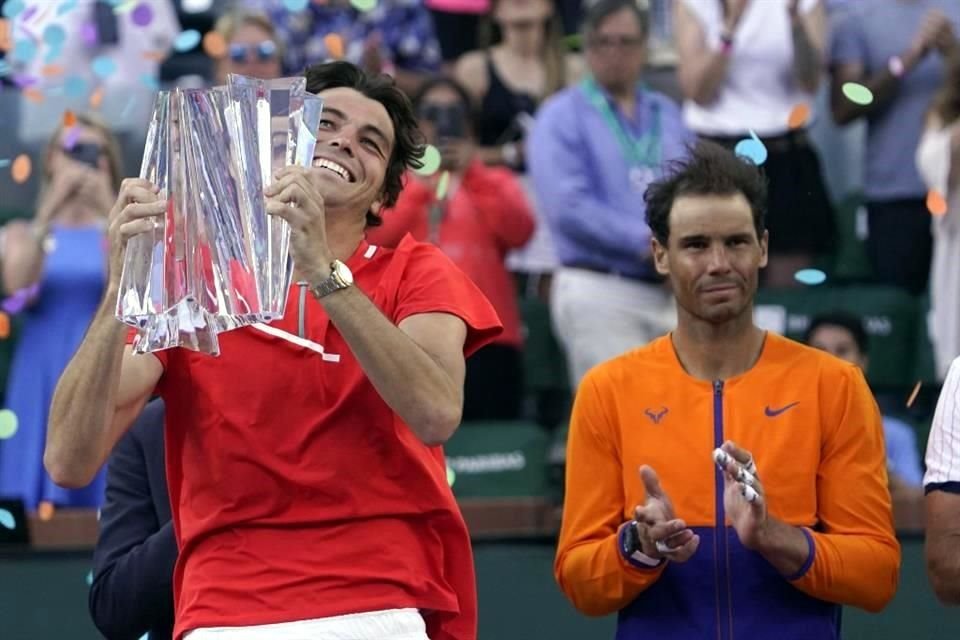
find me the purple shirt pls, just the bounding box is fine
[527,82,693,279]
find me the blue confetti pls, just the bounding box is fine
[140,73,158,90]
[0,508,15,530]
[63,75,89,98]
[734,130,768,166]
[120,96,136,119]
[0,61,11,77]
[42,24,67,47]
[85,570,93,586]
[11,39,38,64]
[794,268,827,286]
[0,159,10,168]
[44,42,63,65]
[91,56,117,79]
[57,0,79,17]
[283,0,310,10]
[172,29,201,53]
[1,0,25,19]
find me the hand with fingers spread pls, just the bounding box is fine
[264,166,335,283]
[714,440,767,550]
[631,465,700,563]
[105,178,166,290]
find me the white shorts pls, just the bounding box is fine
[183,608,429,640]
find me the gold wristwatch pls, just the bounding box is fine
[310,260,354,299]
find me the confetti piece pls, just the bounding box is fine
[131,2,153,26]
[141,49,166,62]
[0,61,10,77]
[89,86,104,108]
[0,18,11,52]
[57,0,79,17]
[1,284,38,314]
[42,24,66,47]
[435,170,450,199]
[0,311,8,336]
[11,38,37,63]
[0,159,8,167]
[1,0,25,19]
[11,154,31,183]
[0,408,17,439]
[283,0,310,10]
[414,145,441,176]
[140,73,158,90]
[202,31,227,59]
[0,508,15,530]
[63,126,81,150]
[842,82,873,106]
[23,86,44,103]
[794,268,826,286]
[63,75,89,98]
[38,501,55,521]
[323,33,344,59]
[927,189,948,216]
[19,4,37,22]
[121,96,136,119]
[787,103,810,130]
[12,73,38,88]
[41,63,64,77]
[91,55,117,79]
[85,570,93,586]
[63,109,76,128]
[906,380,922,408]
[114,0,139,14]
[173,29,201,52]
[80,20,97,47]
[734,130,767,166]
[446,465,456,487]
[351,0,377,11]
[43,42,63,65]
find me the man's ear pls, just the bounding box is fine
[652,237,669,276]
[758,230,769,269]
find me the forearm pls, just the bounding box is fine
[45,289,128,486]
[791,19,822,92]
[927,532,960,604]
[753,516,811,577]
[318,286,461,445]
[832,48,922,124]
[3,226,46,294]
[680,49,732,105]
[90,522,177,639]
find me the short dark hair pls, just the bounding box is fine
[583,0,649,38]
[804,312,869,355]
[304,61,425,227]
[643,140,767,246]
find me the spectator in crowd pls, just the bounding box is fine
[923,355,960,605]
[211,10,283,84]
[0,113,122,510]
[367,77,535,421]
[243,0,442,95]
[829,0,960,295]
[454,0,582,171]
[916,50,960,381]
[426,0,489,73]
[673,0,834,288]
[89,400,175,640]
[556,141,899,637]
[804,312,924,495]
[528,0,692,388]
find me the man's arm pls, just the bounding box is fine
[673,0,736,105]
[90,406,176,639]
[788,365,900,612]
[555,375,667,616]
[924,358,960,604]
[790,1,826,93]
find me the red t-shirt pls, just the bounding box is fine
[131,236,502,640]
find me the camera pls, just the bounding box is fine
[419,103,468,141]
[67,142,102,169]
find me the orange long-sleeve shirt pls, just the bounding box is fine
[556,332,900,639]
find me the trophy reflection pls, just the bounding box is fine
[116,75,323,356]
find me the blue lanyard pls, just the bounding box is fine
[580,76,661,168]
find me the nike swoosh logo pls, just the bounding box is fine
[765,402,799,417]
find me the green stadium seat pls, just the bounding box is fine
[831,192,873,282]
[755,285,925,389]
[519,296,569,394]
[445,421,551,499]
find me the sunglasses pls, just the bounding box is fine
[228,40,278,64]
[587,35,644,51]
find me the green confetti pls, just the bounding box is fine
[446,465,456,487]
[435,171,450,199]
[0,409,17,440]
[351,0,377,11]
[414,145,441,177]
[841,82,873,106]
[563,34,582,50]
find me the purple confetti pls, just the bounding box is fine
[19,4,37,22]
[131,3,153,27]
[80,21,97,47]
[11,74,39,88]
[2,284,39,314]
[62,126,81,151]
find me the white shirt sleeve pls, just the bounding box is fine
[925,356,960,488]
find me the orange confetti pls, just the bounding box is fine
[0,313,9,340]
[41,64,64,77]
[63,109,76,128]
[89,86,104,109]
[37,500,55,522]
[787,103,810,130]
[202,31,227,59]
[323,33,344,60]
[11,154,31,184]
[906,380,922,408]
[22,87,44,104]
[927,189,948,216]
[142,50,166,62]
[0,19,10,53]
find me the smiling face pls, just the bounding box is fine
[311,86,395,218]
[653,193,768,326]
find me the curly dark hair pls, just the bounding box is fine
[644,140,767,246]
[304,61,425,226]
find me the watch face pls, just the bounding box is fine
[333,261,354,286]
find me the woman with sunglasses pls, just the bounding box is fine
[213,11,283,84]
[0,113,122,511]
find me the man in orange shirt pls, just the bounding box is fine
[556,141,900,639]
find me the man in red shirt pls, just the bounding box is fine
[44,61,501,640]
